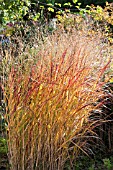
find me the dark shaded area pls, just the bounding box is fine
[77,0,113,7]
[90,83,113,155]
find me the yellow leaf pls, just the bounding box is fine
[110,77,113,83]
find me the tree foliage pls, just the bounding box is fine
[0,0,31,24]
[1,0,113,25]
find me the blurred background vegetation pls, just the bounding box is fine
[0,0,113,24]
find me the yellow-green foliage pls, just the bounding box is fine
[56,2,113,43]
[90,2,113,25]
[89,3,113,43]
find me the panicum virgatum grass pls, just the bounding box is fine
[3,28,111,170]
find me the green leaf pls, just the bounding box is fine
[64,2,72,7]
[96,6,103,13]
[78,3,81,6]
[48,7,54,12]
[40,5,44,9]
[47,3,53,7]
[72,0,78,4]
[55,3,61,7]
[33,13,40,21]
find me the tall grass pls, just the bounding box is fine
[3,29,111,170]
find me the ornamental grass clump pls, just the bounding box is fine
[3,30,110,170]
